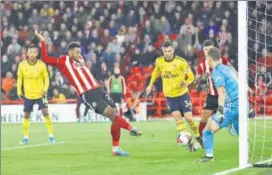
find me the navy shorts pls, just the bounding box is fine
[166,93,192,114]
[23,97,48,112]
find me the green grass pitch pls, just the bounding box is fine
[2,120,272,175]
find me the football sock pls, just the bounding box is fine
[113,116,132,131]
[198,121,206,137]
[44,116,54,136]
[23,118,30,138]
[176,120,186,132]
[111,123,121,147]
[203,130,214,157]
[188,120,200,137]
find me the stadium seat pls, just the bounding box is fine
[265,106,272,115]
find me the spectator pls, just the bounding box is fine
[160,16,170,34]
[108,21,118,36]
[1,55,12,77]
[2,72,16,95]
[52,88,66,104]
[141,20,156,42]
[102,46,116,70]
[131,48,142,66]
[141,45,157,66]
[204,19,220,37]
[100,29,113,48]
[108,37,121,54]
[178,17,195,54]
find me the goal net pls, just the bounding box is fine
[247,1,272,168]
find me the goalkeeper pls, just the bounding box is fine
[17,44,55,144]
[146,41,202,147]
[195,48,241,163]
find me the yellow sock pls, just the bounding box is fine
[188,120,200,137]
[176,120,187,132]
[23,118,30,138]
[44,116,53,136]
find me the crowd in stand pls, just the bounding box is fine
[2,1,270,103]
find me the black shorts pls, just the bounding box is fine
[203,94,218,112]
[110,93,122,103]
[80,88,116,114]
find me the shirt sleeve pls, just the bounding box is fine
[17,63,23,96]
[182,60,195,85]
[212,71,225,89]
[196,63,204,76]
[149,59,160,86]
[41,63,49,92]
[41,41,60,67]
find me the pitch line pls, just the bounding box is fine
[1,141,65,151]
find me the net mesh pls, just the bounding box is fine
[247,1,272,167]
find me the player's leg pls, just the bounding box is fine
[199,110,213,137]
[166,97,187,133]
[20,98,34,144]
[196,110,235,163]
[199,95,218,137]
[180,94,200,138]
[39,97,55,143]
[81,88,141,156]
[75,96,82,123]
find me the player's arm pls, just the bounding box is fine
[181,60,195,86]
[17,63,23,98]
[190,64,204,89]
[41,64,49,96]
[146,59,160,94]
[121,76,127,95]
[35,31,59,66]
[212,72,225,120]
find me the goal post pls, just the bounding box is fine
[238,0,250,169]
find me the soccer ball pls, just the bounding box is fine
[176,131,191,146]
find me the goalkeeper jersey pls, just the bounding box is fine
[149,56,195,98]
[212,63,238,111]
[17,60,49,99]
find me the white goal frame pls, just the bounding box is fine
[214,1,271,174]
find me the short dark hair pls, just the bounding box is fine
[27,44,38,51]
[203,39,215,47]
[67,42,80,51]
[207,47,221,61]
[163,40,173,48]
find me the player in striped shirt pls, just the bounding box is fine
[194,40,255,142]
[35,31,142,156]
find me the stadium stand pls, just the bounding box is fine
[2,1,270,116]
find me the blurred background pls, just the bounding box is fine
[1,1,272,118]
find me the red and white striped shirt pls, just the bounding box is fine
[196,57,230,96]
[41,41,100,95]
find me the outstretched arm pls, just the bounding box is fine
[35,31,59,66]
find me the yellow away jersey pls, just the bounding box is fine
[149,56,195,98]
[17,60,49,99]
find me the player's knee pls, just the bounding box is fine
[103,106,117,121]
[183,112,193,122]
[24,112,31,118]
[42,109,49,116]
[171,111,181,120]
[201,110,213,122]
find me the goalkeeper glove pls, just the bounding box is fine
[213,106,224,124]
